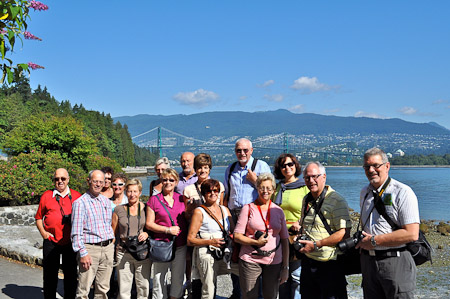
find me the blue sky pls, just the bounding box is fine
[14,1,450,129]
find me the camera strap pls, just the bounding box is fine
[361,177,392,231]
[300,186,329,234]
[126,203,142,237]
[55,192,71,219]
[199,205,228,238]
[194,182,205,204]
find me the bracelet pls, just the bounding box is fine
[165,227,170,234]
[282,266,289,270]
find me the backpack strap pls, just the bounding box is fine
[224,158,259,205]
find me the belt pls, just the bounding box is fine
[87,239,113,246]
[362,247,407,258]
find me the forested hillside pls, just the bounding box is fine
[0,78,156,206]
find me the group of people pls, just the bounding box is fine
[35,137,420,299]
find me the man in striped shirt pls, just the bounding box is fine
[296,161,352,299]
[71,169,115,299]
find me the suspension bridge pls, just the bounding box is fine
[131,127,362,164]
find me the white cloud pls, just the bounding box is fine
[289,104,304,113]
[173,89,219,107]
[354,111,385,119]
[257,80,275,88]
[290,76,337,94]
[432,99,448,105]
[398,106,417,115]
[239,96,248,101]
[264,94,284,102]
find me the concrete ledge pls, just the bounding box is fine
[0,225,43,266]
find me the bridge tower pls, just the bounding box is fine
[283,133,289,153]
[158,127,162,158]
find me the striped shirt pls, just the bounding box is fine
[301,186,352,262]
[360,177,420,250]
[71,191,114,257]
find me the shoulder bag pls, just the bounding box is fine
[372,182,432,266]
[148,194,177,262]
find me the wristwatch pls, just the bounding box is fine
[370,235,377,247]
[313,241,318,251]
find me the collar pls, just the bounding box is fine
[179,172,197,181]
[53,187,70,198]
[370,177,390,192]
[239,156,254,169]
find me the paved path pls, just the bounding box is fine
[0,256,64,299]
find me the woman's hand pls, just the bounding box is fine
[138,231,148,242]
[255,234,269,247]
[279,267,289,285]
[290,221,301,232]
[167,226,181,236]
[209,238,225,248]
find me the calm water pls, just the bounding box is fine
[136,166,450,221]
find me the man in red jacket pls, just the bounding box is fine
[35,168,82,299]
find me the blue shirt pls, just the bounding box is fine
[224,156,271,210]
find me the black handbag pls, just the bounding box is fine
[148,194,177,262]
[124,204,149,261]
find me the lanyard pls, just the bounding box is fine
[256,201,271,233]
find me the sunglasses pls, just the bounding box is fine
[281,162,295,169]
[162,178,176,183]
[207,189,220,194]
[54,177,68,182]
[235,148,249,154]
[112,183,125,187]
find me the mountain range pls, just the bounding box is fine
[114,109,450,139]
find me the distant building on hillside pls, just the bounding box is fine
[394,149,405,157]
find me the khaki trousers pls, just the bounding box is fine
[117,252,152,299]
[152,245,187,299]
[76,242,114,299]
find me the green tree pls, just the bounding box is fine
[1,115,98,169]
[1,1,48,84]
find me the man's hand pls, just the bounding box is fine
[41,231,54,240]
[298,239,316,254]
[80,254,93,271]
[356,231,375,250]
[246,169,257,185]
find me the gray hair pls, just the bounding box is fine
[155,157,170,170]
[235,138,252,149]
[364,147,389,163]
[256,172,276,190]
[303,161,326,176]
[88,169,105,180]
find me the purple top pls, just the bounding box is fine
[147,192,188,247]
[176,172,198,194]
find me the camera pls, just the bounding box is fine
[337,231,364,252]
[62,214,71,225]
[255,230,268,240]
[292,235,310,251]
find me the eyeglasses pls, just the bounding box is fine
[303,174,323,181]
[162,178,176,183]
[112,183,125,187]
[258,187,273,192]
[207,189,220,194]
[235,148,249,154]
[362,163,386,171]
[282,162,295,169]
[54,177,68,182]
[91,180,105,185]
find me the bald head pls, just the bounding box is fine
[88,170,105,196]
[180,152,195,176]
[54,168,69,193]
